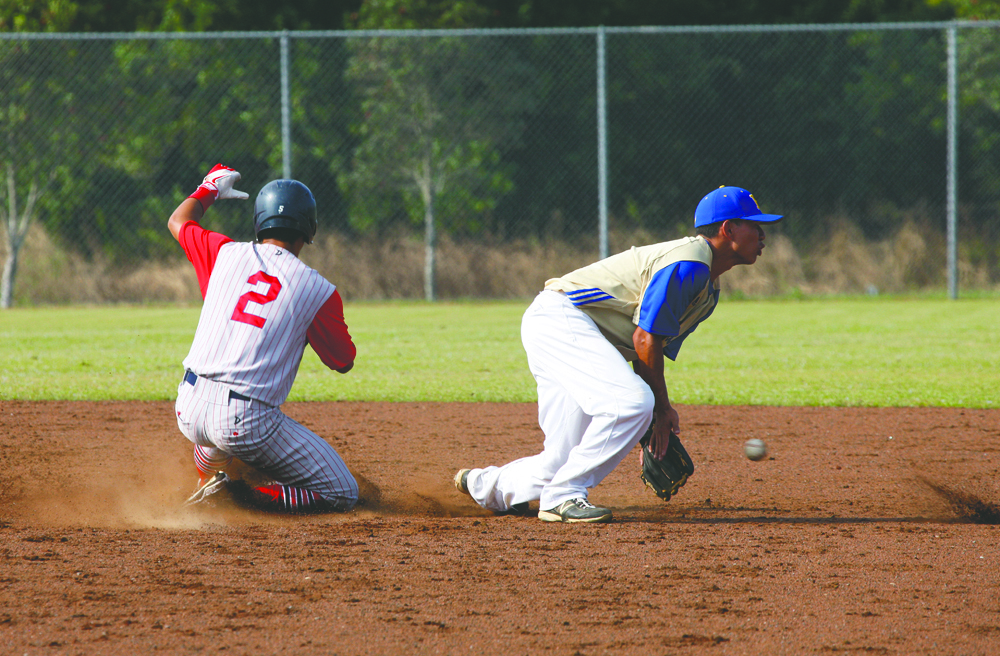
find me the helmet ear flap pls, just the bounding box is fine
[253,180,317,243]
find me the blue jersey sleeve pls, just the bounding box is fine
[637,259,712,337]
[663,324,698,361]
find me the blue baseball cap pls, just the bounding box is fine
[694,186,783,228]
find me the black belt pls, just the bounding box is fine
[184,371,254,402]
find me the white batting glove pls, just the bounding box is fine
[188,163,249,210]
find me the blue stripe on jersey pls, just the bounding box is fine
[565,288,615,305]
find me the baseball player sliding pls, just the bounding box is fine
[455,186,784,523]
[169,164,359,513]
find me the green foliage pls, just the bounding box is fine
[928,0,1000,19]
[3,0,954,33]
[348,0,492,29]
[51,35,356,258]
[0,38,121,271]
[340,22,534,236]
[0,298,997,407]
[477,0,952,27]
[0,2,993,276]
[925,1,1000,205]
[65,26,355,254]
[0,0,78,31]
[61,0,362,32]
[79,37,281,255]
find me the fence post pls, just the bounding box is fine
[596,26,609,260]
[946,24,958,300]
[280,30,292,180]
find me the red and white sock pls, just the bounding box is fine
[193,445,233,481]
[251,484,325,513]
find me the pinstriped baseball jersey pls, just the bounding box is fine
[181,237,335,407]
[544,236,720,361]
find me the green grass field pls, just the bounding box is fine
[1,297,997,407]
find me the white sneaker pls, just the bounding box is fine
[538,498,612,523]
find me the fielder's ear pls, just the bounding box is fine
[722,218,746,237]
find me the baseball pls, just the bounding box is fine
[744,438,768,461]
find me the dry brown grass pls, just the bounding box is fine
[303,233,597,300]
[2,220,997,305]
[801,219,942,294]
[2,224,201,304]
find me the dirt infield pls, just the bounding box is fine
[1,401,999,655]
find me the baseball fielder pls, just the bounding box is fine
[169,164,358,513]
[455,186,784,522]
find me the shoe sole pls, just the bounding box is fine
[184,472,229,507]
[453,469,471,495]
[537,508,613,523]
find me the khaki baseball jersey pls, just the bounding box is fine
[544,236,720,361]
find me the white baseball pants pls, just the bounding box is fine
[175,375,358,510]
[467,290,655,512]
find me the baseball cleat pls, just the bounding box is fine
[184,471,231,507]
[454,469,472,495]
[538,498,612,523]
[494,502,532,517]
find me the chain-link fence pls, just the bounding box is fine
[2,22,999,305]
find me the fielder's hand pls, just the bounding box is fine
[189,163,249,210]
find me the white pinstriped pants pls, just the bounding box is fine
[467,290,655,511]
[175,375,358,510]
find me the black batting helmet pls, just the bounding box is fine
[253,179,317,244]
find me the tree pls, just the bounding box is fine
[64,0,362,32]
[0,0,77,31]
[4,0,362,276]
[476,0,952,27]
[105,36,284,245]
[0,0,80,307]
[933,0,1000,123]
[927,0,1000,19]
[931,0,1000,269]
[341,0,534,300]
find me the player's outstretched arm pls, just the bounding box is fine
[168,164,248,241]
[633,325,679,460]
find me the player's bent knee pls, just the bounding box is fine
[320,473,359,511]
[619,384,655,422]
[317,487,358,512]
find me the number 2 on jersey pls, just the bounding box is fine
[232,271,282,328]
